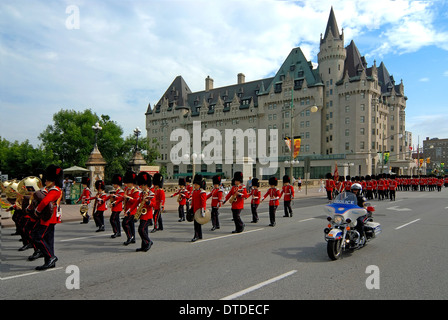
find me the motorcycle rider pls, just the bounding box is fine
[350,183,368,243]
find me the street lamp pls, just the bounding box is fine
[183,152,204,178]
[381,132,403,173]
[288,88,319,182]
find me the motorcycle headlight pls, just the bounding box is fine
[333,215,344,225]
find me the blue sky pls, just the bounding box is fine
[1,0,447,151]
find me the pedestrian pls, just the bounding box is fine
[62,176,73,204]
[297,176,302,192]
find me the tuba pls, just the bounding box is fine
[18,176,43,196]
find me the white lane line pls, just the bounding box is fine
[192,228,264,243]
[298,218,315,222]
[220,270,298,300]
[60,233,110,242]
[0,267,63,281]
[395,218,421,230]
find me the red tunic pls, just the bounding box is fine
[124,187,140,215]
[280,185,294,201]
[263,187,281,206]
[224,185,247,209]
[191,189,207,213]
[36,186,62,226]
[172,188,188,206]
[249,189,261,205]
[138,189,155,220]
[207,187,223,208]
[106,188,124,212]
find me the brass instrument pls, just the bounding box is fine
[3,179,19,200]
[134,190,149,221]
[194,208,211,225]
[80,204,89,218]
[229,186,240,204]
[18,176,43,196]
[177,192,182,202]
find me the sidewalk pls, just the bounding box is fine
[1,186,326,228]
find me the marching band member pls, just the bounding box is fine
[191,174,207,242]
[30,164,63,271]
[185,176,192,215]
[122,171,139,246]
[89,180,107,232]
[136,172,154,252]
[106,174,124,238]
[280,175,294,218]
[76,177,91,223]
[206,175,223,231]
[262,177,281,227]
[248,177,261,223]
[171,178,188,222]
[223,171,247,233]
[151,173,165,233]
[325,173,335,201]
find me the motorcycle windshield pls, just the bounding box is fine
[326,192,359,214]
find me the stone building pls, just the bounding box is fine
[145,8,415,180]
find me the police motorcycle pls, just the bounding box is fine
[323,191,381,260]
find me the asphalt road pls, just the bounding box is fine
[1,189,447,304]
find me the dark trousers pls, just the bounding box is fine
[251,203,259,222]
[138,219,151,248]
[93,210,104,228]
[110,211,121,234]
[23,217,40,249]
[178,205,185,220]
[211,207,220,228]
[283,200,292,217]
[269,205,277,225]
[153,209,163,230]
[326,190,333,200]
[193,220,202,239]
[389,190,396,201]
[231,208,244,232]
[31,223,55,259]
[122,215,135,240]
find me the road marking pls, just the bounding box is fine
[298,218,315,222]
[387,206,411,212]
[395,219,421,230]
[60,233,111,242]
[220,270,298,300]
[192,228,264,243]
[0,267,63,281]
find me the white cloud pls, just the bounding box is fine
[1,0,447,147]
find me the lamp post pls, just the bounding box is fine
[287,88,318,183]
[381,132,403,174]
[183,152,204,179]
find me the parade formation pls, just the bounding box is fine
[2,168,448,271]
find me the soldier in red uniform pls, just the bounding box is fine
[191,174,207,242]
[89,180,108,232]
[106,174,124,238]
[206,175,223,231]
[248,178,261,223]
[388,175,398,201]
[151,173,165,233]
[30,164,63,271]
[185,176,193,215]
[76,177,91,224]
[262,177,281,227]
[325,173,335,201]
[122,171,140,246]
[280,175,294,217]
[223,171,247,233]
[136,172,154,252]
[171,178,188,222]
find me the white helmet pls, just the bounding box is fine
[351,183,362,192]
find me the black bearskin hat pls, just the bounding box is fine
[178,178,186,186]
[283,175,290,183]
[193,174,203,186]
[212,175,221,185]
[81,176,91,186]
[45,164,63,187]
[186,176,192,183]
[269,176,278,186]
[111,174,123,186]
[153,173,164,188]
[252,178,259,187]
[95,180,105,190]
[326,172,332,179]
[137,172,152,187]
[124,170,137,184]
[233,171,243,183]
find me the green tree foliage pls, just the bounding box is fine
[1,109,160,183]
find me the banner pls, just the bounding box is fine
[419,159,424,167]
[284,136,301,159]
[383,152,390,164]
[333,162,339,182]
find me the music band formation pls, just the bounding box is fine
[4,165,448,272]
